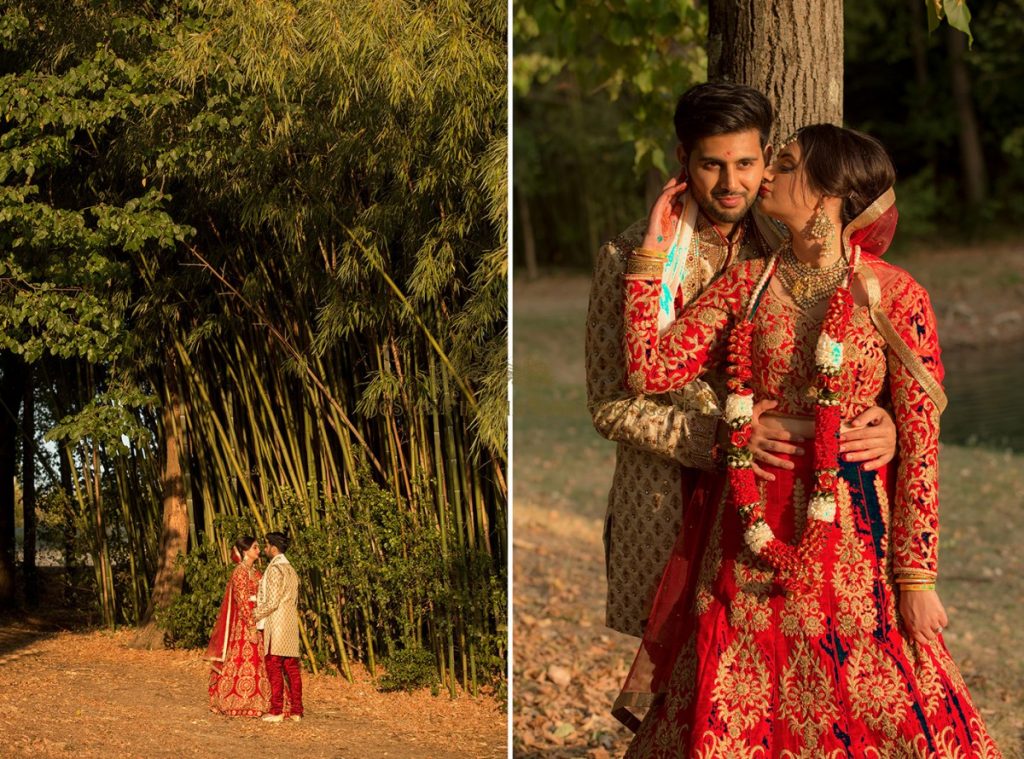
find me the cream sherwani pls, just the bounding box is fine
[587,213,777,637]
[254,554,301,658]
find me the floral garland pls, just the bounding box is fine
[724,246,860,594]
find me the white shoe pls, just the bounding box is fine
[262,713,284,723]
[289,715,303,722]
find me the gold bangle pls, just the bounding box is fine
[899,583,936,592]
[894,571,936,582]
[625,257,666,279]
[633,247,668,261]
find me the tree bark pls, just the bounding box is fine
[947,26,987,207]
[708,0,843,144]
[59,443,76,605]
[0,352,26,607]
[22,366,37,607]
[516,189,539,280]
[130,375,188,649]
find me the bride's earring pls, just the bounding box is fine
[806,196,831,256]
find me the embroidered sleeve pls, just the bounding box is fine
[586,238,720,470]
[254,566,284,622]
[886,276,944,580]
[623,261,751,395]
[230,566,255,626]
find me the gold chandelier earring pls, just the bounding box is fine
[802,198,835,257]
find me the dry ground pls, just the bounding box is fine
[0,614,505,759]
[512,245,1024,758]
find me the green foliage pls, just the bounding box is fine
[2,0,506,692]
[925,0,974,45]
[514,1,700,269]
[159,542,234,650]
[378,645,440,693]
[515,0,704,177]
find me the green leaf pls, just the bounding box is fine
[925,0,942,33]
[943,0,973,47]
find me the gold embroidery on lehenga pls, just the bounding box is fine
[968,716,1004,759]
[903,641,945,719]
[833,480,878,636]
[934,642,969,696]
[730,551,773,633]
[847,640,911,739]
[694,495,726,616]
[693,731,767,759]
[779,479,826,637]
[870,734,931,759]
[710,633,771,738]
[663,633,698,719]
[778,637,839,750]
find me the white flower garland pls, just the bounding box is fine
[745,520,774,554]
[807,493,838,523]
[815,334,844,374]
[724,392,754,426]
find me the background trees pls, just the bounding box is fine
[514,0,1004,270]
[0,0,506,695]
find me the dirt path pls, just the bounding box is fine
[0,615,505,759]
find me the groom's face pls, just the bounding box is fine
[679,129,767,225]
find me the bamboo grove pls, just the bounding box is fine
[0,0,507,694]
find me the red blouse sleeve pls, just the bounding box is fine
[622,261,754,394]
[884,273,944,580]
[230,566,256,625]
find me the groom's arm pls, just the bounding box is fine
[254,566,283,622]
[586,235,720,471]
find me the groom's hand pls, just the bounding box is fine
[840,405,896,471]
[748,399,804,481]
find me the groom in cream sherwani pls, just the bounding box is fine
[255,531,303,722]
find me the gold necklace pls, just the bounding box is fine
[776,241,847,310]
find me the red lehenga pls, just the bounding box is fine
[206,563,271,716]
[617,200,1001,757]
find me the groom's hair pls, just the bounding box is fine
[266,531,290,553]
[674,83,773,153]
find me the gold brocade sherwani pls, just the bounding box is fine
[254,554,301,658]
[587,212,774,637]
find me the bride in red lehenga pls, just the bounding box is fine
[617,125,1001,757]
[206,536,271,717]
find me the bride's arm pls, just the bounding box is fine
[623,258,753,395]
[885,274,948,644]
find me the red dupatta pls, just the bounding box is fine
[204,548,241,669]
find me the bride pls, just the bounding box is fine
[206,536,271,717]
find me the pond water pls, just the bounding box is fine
[941,341,1024,451]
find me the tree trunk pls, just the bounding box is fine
[516,189,539,280]
[947,26,987,207]
[907,0,930,90]
[22,366,37,607]
[130,376,188,649]
[60,443,76,605]
[708,0,843,143]
[0,352,26,607]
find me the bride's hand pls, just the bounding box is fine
[899,589,949,646]
[641,174,688,253]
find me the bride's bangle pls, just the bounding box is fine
[899,583,936,592]
[625,256,666,279]
[633,247,668,261]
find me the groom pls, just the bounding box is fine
[255,531,304,722]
